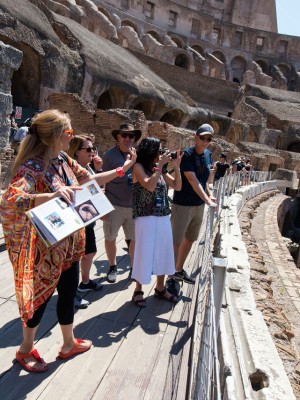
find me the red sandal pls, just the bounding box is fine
[16,348,48,373]
[58,338,92,359]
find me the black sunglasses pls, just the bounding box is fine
[120,132,135,139]
[198,136,212,142]
[79,146,97,153]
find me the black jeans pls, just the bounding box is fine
[26,261,79,328]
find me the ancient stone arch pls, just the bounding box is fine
[170,36,184,48]
[245,129,258,142]
[121,19,139,34]
[146,30,162,44]
[191,45,205,57]
[210,120,224,136]
[255,59,269,74]
[277,63,291,80]
[226,124,243,143]
[131,99,157,120]
[186,119,200,130]
[212,51,226,64]
[97,86,129,109]
[231,55,247,83]
[97,7,113,23]
[175,53,190,69]
[160,109,184,127]
[11,44,40,110]
[287,141,300,153]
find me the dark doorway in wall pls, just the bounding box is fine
[269,163,277,171]
[160,109,183,127]
[97,91,112,109]
[287,142,300,153]
[175,54,189,69]
[11,44,40,110]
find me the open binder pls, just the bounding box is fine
[27,179,114,247]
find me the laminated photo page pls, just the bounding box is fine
[27,179,114,246]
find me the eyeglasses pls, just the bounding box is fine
[79,146,97,153]
[120,132,135,139]
[198,136,212,142]
[64,129,74,137]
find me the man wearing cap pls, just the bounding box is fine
[167,124,217,295]
[213,153,230,185]
[102,123,142,283]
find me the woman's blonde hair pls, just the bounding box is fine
[12,109,71,177]
[67,135,94,160]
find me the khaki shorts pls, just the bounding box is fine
[171,204,205,244]
[103,205,135,241]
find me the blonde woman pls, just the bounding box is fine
[0,110,136,373]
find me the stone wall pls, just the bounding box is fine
[0,41,22,188]
[129,49,238,115]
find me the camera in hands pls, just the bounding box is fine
[159,148,178,159]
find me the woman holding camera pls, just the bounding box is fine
[131,137,183,307]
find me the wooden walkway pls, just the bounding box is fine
[0,220,202,400]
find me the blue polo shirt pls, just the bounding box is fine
[173,147,212,206]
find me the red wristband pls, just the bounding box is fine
[116,167,125,177]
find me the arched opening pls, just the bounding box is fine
[212,51,226,64]
[97,91,112,110]
[132,100,156,119]
[97,7,113,23]
[186,120,200,130]
[121,19,138,33]
[210,121,225,136]
[226,125,242,143]
[160,109,183,127]
[255,59,269,74]
[147,30,162,44]
[246,130,258,142]
[11,44,40,111]
[277,63,291,80]
[287,142,300,153]
[191,45,205,57]
[97,86,129,109]
[231,56,247,83]
[175,53,189,69]
[170,36,184,48]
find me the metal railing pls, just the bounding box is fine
[189,171,273,399]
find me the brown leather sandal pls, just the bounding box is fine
[154,287,178,303]
[132,290,146,308]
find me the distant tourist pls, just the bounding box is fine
[213,153,230,185]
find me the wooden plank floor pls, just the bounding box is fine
[0,219,203,400]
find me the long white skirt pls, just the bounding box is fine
[132,215,175,285]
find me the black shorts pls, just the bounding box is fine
[85,223,97,255]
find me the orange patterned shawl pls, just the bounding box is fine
[0,154,90,326]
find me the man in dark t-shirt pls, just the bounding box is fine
[213,153,230,185]
[167,124,217,295]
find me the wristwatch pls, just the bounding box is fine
[116,167,125,177]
